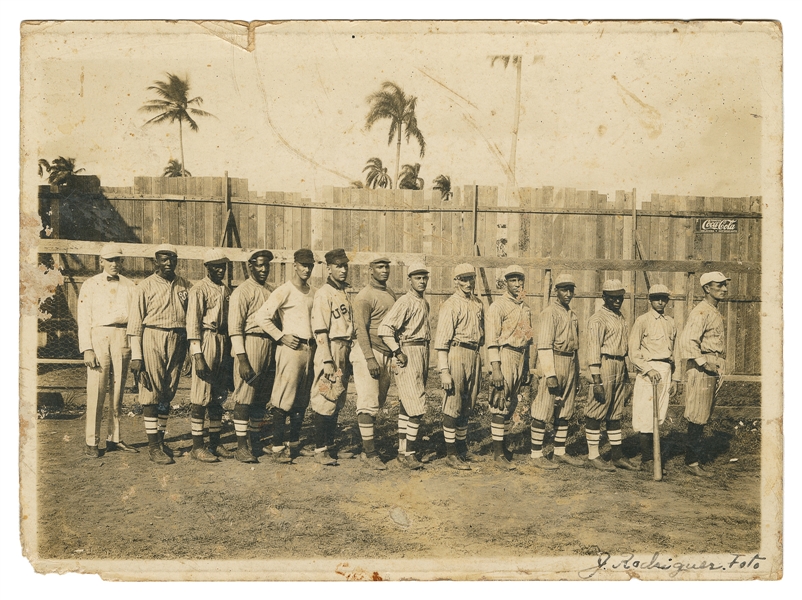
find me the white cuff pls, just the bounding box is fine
[537,349,556,379]
[437,350,450,372]
[231,335,246,355]
[189,340,203,355]
[487,346,501,363]
[589,365,601,376]
[130,336,142,360]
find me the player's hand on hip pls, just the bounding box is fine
[280,334,300,350]
[440,370,454,392]
[323,361,337,378]
[546,375,562,396]
[646,369,662,385]
[366,356,381,379]
[193,354,210,379]
[394,351,408,368]
[83,350,100,369]
[491,363,504,389]
[669,381,678,398]
[237,353,256,382]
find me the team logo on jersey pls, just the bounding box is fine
[178,290,188,304]
[332,303,349,320]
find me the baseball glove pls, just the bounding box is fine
[318,370,346,403]
[488,385,508,412]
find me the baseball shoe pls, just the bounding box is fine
[397,454,424,470]
[335,449,357,460]
[612,457,640,471]
[84,444,99,458]
[314,451,338,466]
[458,452,473,463]
[629,456,644,470]
[588,457,616,472]
[149,445,175,465]
[190,447,220,463]
[444,455,471,471]
[642,460,667,477]
[209,444,235,459]
[235,447,258,464]
[493,454,517,470]
[685,463,713,478]
[288,445,316,458]
[269,447,293,464]
[552,453,584,467]
[106,440,139,453]
[360,452,388,471]
[420,451,439,464]
[503,447,514,462]
[530,456,559,470]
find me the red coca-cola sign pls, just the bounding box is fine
[695,218,739,233]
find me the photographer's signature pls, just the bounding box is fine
[579,552,765,579]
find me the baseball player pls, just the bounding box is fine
[351,257,398,471]
[254,248,318,463]
[228,249,276,464]
[128,244,191,465]
[77,243,138,458]
[486,265,534,470]
[584,279,638,472]
[435,263,484,470]
[309,248,355,466]
[378,263,431,470]
[530,273,584,470]
[628,284,680,470]
[676,271,730,477]
[186,249,232,463]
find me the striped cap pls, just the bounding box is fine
[407,262,429,277]
[154,243,178,256]
[602,279,625,293]
[503,264,525,278]
[648,284,671,296]
[453,263,476,278]
[203,249,229,265]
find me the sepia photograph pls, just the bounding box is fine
[17,18,783,581]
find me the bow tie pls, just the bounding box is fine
[107,275,119,282]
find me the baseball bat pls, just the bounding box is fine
[652,379,662,481]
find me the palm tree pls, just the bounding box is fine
[140,73,214,177]
[163,159,191,178]
[398,163,424,190]
[363,157,393,189]
[365,81,425,185]
[433,174,453,201]
[37,157,85,188]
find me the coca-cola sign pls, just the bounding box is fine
[695,218,739,233]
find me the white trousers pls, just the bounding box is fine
[85,327,131,446]
[631,360,672,433]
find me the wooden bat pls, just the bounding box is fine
[652,379,663,481]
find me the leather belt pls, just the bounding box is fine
[702,351,723,357]
[146,326,186,333]
[331,338,353,346]
[97,323,127,328]
[244,332,271,339]
[451,340,479,351]
[401,340,429,347]
[650,357,673,363]
[602,353,626,360]
[296,338,316,346]
[503,344,528,354]
[553,349,576,357]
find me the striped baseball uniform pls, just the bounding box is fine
[187,276,231,407]
[435,292,484,420]
[677,300,726,425]
[78,272,136,446]
[127,273,191,407]
[228,277,275,406]
[629,309,680,432]
[310,278,354,416]
[378,290,432,417]
[351,280,398,417]
[254,280,317,413]
[584,306,629,421]
[531,298,580,422]
[487,291,534,418]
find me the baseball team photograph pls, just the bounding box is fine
[17,19,782,582]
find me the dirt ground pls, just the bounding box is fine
[33,366,761,562]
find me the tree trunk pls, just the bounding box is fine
[179,119,186,178]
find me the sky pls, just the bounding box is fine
[21,20,778,202]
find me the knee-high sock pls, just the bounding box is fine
[313,412,327,451]
[530,419,546,458]
[288,410,304,444]
[190,404,206,450]
[586,417,601,460]
[685,422,705,465]
[272,407,288,452]
[358,413,376,456]
[607,419,622,461]
[398,404,409,454]
[405,415,421,455]
[553,418,569,456]
[443,414,457,455]
[208,405,223,442]
[143,405,160,447]
[233,404,250,449]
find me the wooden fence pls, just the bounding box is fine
[39,176,761,376]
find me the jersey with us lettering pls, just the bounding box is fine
[311,278,354,340]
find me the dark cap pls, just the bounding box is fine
[369,256,391,266]
[294,248,315,263]
[248,249,274,262]
[325,248,349,265]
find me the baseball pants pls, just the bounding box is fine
[632,360,672,433]
[488,347,526,419]
[139,327,188,407]
[310,339,351,417]
[531,353,579,422]
[231,335,275,406]
[683,358,721,425]
[394,344,429,418]
[270,342,315,413]
[584,356,627,421]
[85,326,131,446]
[190,330,230,407]
[350,344,392,417]
[442,345,481,420]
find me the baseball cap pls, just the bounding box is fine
[370,256,391,266]
[247,249,274,262]
[554,273,575,288]
[407,262,430,277]
[648,284,671,296]
[602,279,625,294]
[503,264,525,279]
[154,243,178,257]
[325,248,349,265]
[203,248,229,265]
[453,263,475,278]
[99,243,123,260]
[700,272,730,286]
[294,248,315,263]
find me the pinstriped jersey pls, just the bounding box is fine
[537,299,579,352]
[127,273,191,337]
[677,300,725,361]
[434,292,484,350]
[312,278,354,340]
[228,277,274,337]
[378,290,431,343]
[586,306,628,365]
[486,291,534,350]
[186,277,230,341]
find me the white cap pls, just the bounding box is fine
[700,272,730,286]
[154,243,178,256]
[602,279,625,293]
[503,264,525,278]
[203,248,229,265]
[648,284,671,296]
[453,263,476,278]
[554,273,575,288]
[407,263,429,277]
[99,243,123,260]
